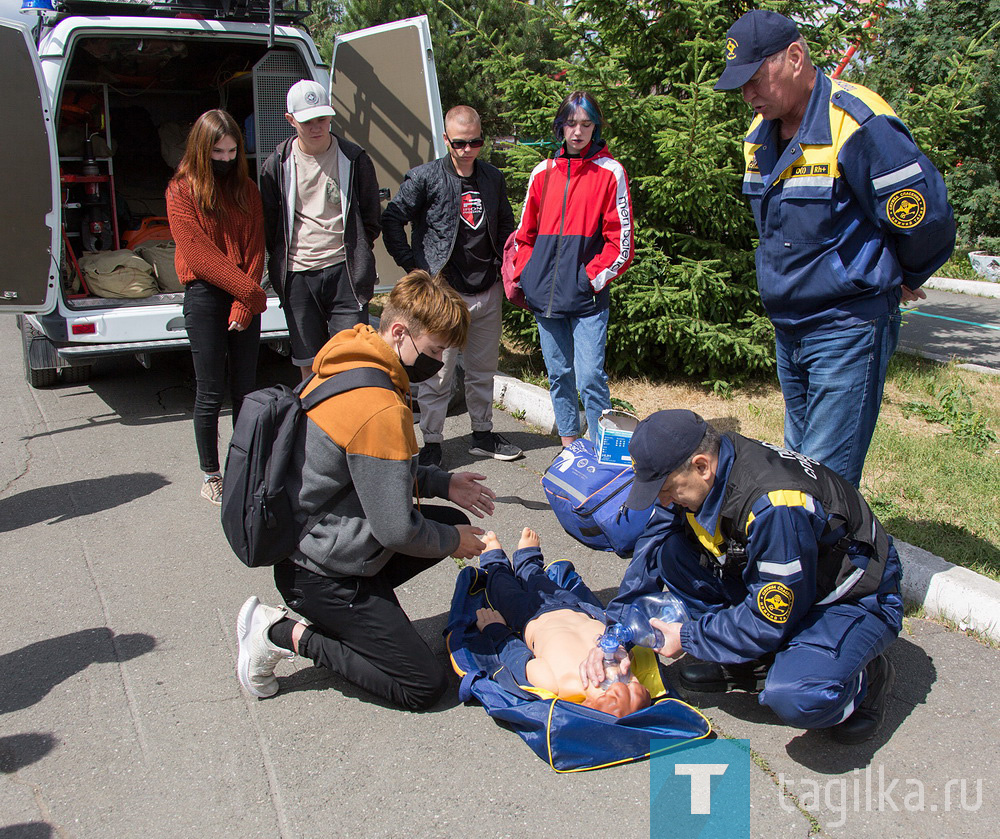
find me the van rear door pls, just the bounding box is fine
[0,20,61,315]
[330,15,445,290]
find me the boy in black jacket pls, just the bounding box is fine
[382,105,520,467]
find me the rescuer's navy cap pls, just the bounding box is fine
[625,410,708,511]
[714,10,801,91]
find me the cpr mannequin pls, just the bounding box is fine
[475,528,651,718]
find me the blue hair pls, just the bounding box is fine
[553,91,603,144]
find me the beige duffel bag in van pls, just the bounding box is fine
[134,240,183,292]
[78,249,158,299]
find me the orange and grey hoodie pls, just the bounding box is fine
[286,324,459,578]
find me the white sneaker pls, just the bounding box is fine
[236,596,294,698]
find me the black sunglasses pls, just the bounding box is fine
[446,136,485,149]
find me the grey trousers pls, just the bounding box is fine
[419,281,502,444]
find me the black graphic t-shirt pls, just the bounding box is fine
[445,175,496,294]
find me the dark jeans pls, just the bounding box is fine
[273,504,469,710]
[283,263,368,367]
[480,547,604,632]
[183,280,261,473]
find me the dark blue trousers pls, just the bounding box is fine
[658,529,903,729]
[480,547,605,633]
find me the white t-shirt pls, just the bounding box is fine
[288,136,346,271]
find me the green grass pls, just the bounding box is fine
[863,356,1000,579]
[936,254,984,282]
[498,330,1000,580]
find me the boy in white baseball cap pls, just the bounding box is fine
[260,79,382,378]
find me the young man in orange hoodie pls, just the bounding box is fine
[237,270,496,710]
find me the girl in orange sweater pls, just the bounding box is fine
[166,110,266,504]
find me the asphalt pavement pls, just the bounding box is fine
[1,317,998,839]
[899,282,1000,373]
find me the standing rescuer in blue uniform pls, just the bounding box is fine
[714,10,956,487]
[581,410,904,744]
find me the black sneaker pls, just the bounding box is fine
[829,653,896,745]
[469,431,523,461]
[418,442,442,468]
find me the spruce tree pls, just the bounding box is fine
[860,0,1000,251]
[464,0,872,386]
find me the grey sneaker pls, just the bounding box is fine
[201,474,223,505]
[236,596,294,698]
[469,431,523,461]
[418,442,443,468]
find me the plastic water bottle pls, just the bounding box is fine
[603,591,690,650]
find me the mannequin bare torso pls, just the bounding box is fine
[524,609,608,701]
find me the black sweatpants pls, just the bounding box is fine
[273,505,469,710]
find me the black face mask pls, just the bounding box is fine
[212,158,236,177]
[401,333,444,383]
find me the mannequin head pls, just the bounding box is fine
[582,679,651,718]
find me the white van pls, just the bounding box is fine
[2,0,445,387]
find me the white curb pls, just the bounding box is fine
[897,540,1000,644]
[493,374,586,436]
[924,276,1000,299]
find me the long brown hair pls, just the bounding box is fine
[173,109,251,215]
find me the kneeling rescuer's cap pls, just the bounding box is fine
[625,410,708,511]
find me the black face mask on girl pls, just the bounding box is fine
[211,158,236,177]
[401,332,444,383]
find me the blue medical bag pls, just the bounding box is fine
[541,439,655,557]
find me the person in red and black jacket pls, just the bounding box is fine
[509,91,634,446]
[166,109,266,505]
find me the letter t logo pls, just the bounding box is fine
[675,764,729,814]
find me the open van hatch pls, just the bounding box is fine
[57,34,309,312]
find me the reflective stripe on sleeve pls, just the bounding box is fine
[872,161,922,192]
[757,559,803,578]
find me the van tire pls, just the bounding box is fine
[60,364,92,384]
[27,366,58,388]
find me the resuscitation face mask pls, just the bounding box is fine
[212,158,237,177]
[401,332,444,383]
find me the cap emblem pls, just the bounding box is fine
[725,37,739,61]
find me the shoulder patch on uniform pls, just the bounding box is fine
[757,582,794,624]
[887,188,926,228]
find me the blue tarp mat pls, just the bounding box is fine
[445,565,712,772]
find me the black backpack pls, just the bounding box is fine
[221,366,396,567]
